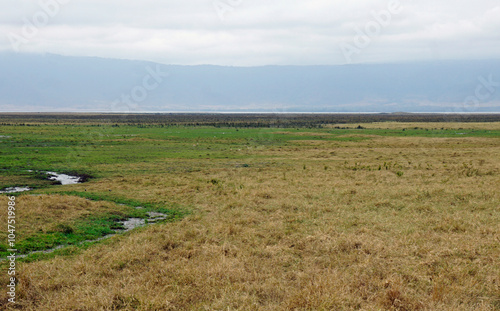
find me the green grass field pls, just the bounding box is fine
[1,117,499,310]
[2,124,498,177]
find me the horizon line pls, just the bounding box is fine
[1,111,500,115]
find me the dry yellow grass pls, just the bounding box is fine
[1,128,499,310]
[327,121,500,130]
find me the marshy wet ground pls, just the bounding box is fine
[10,209,169,260]
[1,171,170,260]
[0,171,85,194]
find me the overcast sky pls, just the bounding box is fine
[1,0,499,66]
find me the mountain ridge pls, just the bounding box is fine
[1,52,499,113]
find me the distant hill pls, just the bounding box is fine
[0,52,499,113]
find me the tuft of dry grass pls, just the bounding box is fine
[1,125,499,310]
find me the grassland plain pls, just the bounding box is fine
[0,117,499,310]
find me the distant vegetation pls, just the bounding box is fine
[1,112,500,128]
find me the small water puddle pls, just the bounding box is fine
[46,171,82,185]
[119,210,169,231]
[122,218,146,231]
[0,171,83,194]
[147,211,168,223]
[0,187,32,194]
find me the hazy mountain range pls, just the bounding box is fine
[0,52,499,113]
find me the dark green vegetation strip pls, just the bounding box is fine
[1,112,500,126]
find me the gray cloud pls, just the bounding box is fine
[1,0,499,65]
